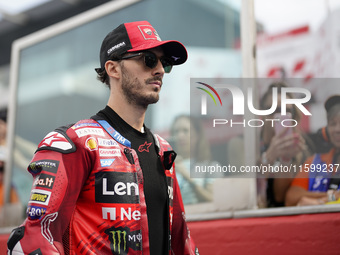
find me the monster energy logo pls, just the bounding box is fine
[105,226,141,254]
[110,229,126,254]
[28,160,59,174]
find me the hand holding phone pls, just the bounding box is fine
[273,112,301,162]
[274,112,293,138]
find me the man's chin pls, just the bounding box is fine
[139,96,159,109]
[148,93,160,104]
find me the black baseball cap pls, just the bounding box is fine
[96,21,187,73]
[325,95,340,112]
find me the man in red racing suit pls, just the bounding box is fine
[7,20,198,254]
[7,119,197,254]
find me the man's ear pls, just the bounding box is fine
[105,60,120,79]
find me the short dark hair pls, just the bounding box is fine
[260,81,290,109]
[95,54,123,88]
[260,81,301,121]
[96,69,110,88]
[0,108,7,123]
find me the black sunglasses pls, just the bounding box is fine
[119,51,173,73]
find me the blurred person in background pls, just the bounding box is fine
[0,108,7,147]
[0,151,20,207]
[259,82,314,207]
[286,95,340,206]
[0,107,37,208]
[0,150,20,207]
[0,108,19,206]
[171,114,220,205]
[0,108,22,227]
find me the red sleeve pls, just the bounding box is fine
[171,162,199,255]
[8,128,91,254]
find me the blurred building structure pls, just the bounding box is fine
[0,0,112,108]
[257,8,340,134]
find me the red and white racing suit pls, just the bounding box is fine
[7,119,198,255]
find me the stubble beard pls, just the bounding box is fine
[121,64,160,109]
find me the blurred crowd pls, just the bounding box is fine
[2,82,340,227]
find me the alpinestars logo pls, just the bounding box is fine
[105,226,141,254]
[39,132,72,151]
[138,141,152,152]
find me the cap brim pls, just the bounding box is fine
[127,40,187,65]
[325,95,340,112]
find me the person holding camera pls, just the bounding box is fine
[259,82,313,207]
[286,95,340,206]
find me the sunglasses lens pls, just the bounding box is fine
[143,52,173,73]
[161,58,173,73]
[144,52,158,69]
